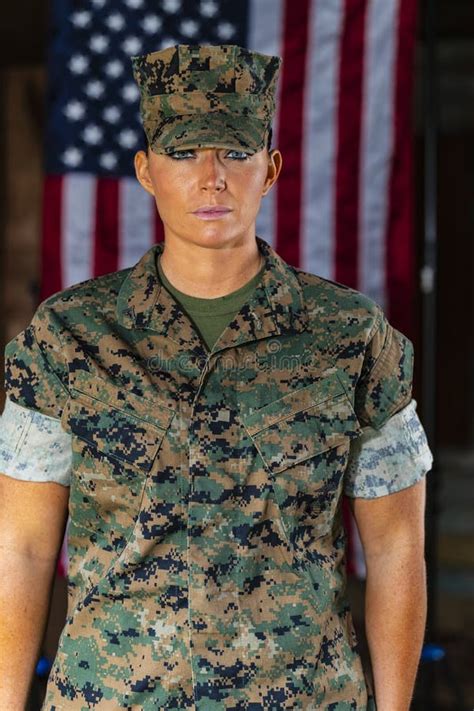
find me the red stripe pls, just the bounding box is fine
[93,178,119,277]
[275,0,311,268]
[385,0,418,339]
[334,0,368,288]
[40,175,63,302]
[153,203,165,244]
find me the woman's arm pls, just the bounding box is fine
[348,477,427,711]
[0,474,69,709]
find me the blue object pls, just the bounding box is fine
[36,655,52,678]
[421,643,446,662]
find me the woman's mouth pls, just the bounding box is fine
[192,206,233,220]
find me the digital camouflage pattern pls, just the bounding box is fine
[130,44,281,155]
[344,399,433,499]
[0,397,72,485]
[4,236,414,710]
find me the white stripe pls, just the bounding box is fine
[248,0,285,248]
[119,178,155,271]
[301,0,345,279]
[62,173,96,287]
[359,0,399,307]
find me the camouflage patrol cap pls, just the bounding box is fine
[130,44,281,155]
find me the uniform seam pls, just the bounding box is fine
[31,318,70,400]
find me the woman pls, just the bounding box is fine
[0,43,432,710]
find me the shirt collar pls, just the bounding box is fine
[116,235,309,355]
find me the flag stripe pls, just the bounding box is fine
[93,178,119,277]
[275,0,311,267]
[40,175,63,300]
[153,204,165,244]
[301,0,344,280]
[334,0,368,288]
[385,0,417,335]
[63,174,96,289]
[249,0,285,247]
[359,0,398,309]
[119,179,156,270]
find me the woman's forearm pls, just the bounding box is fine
[0,546,57,710]
[364,547,427,711]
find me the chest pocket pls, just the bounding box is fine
[62,391,170,472]
[60,373,175,545]
[241,370,362,545]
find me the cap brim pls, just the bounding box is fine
[147,112,270,156]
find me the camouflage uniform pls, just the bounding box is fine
[4,235,415,709]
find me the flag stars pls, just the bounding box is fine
[217,22,235,40]
[100,152,118,170]
[163,0,181,13]
[90,34,109,53]
[85,80,105,99]
[62,147,83,168]
[200,0,218,18]
[105,60,124,78]
[90,0,106,7]
[122,83,140,102]
[122,36,142,54]
[103,106,121,123]
[83,124,103,145]
[69,55,89,75]
[125,0,144,7]
[71,11,91,28]
[105,13,125,31]
[180,19,199,37]
[63,100,85,121]
[118,129,138,149]
[142,14,162,34]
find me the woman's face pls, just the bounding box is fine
[134,144,282,248]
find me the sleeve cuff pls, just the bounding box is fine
[344,398,433,498]
[0,396,72,487]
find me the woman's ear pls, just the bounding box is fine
[262,149,283,196]
[134,150,155,196]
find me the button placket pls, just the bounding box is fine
[186,354,245,693]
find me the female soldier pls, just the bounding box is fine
[0,44,432,710]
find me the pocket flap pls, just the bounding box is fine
[242,370,350,436]
[61,392,170,473]
[68,370,175,431]
[243,375,362,475]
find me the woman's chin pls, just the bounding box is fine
[185,225,241,246]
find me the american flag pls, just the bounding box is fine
[43,0,418,579]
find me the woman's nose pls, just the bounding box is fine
[199,150,226,191]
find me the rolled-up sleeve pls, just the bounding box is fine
[0,396,72,486]
[344,398,433,498]
[354,308,414,429]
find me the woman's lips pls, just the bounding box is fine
[192,207,232,220]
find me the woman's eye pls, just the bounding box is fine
[169,150,195,159]
[226,150,250,160]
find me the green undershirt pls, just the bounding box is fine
[157,255,265,352]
